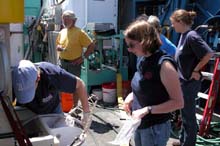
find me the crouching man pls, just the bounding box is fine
[12,60,90,124]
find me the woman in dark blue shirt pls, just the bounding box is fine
[170,9,213,146]
[123,20,184,146]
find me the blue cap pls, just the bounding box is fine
[12,60,38,104]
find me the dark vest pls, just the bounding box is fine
[132,51,176,129]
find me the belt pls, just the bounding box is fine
[60,57,80,63]
[60,58,72,63]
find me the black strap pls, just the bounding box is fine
[0,94,33,146]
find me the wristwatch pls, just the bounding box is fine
[148,106,152,114]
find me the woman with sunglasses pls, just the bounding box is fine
[123,20,184,146]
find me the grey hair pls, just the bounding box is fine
[147,15,161,32]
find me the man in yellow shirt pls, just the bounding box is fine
[56,10,95,107]
[56,10,95,77]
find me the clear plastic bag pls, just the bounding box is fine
[108,118,141,145]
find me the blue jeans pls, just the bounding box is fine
[180,79,201,146]
[134,120,171,146]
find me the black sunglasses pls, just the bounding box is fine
[126,42,139,49]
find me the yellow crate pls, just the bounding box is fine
[0,0,24,23]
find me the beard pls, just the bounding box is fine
[63,23,72,28]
